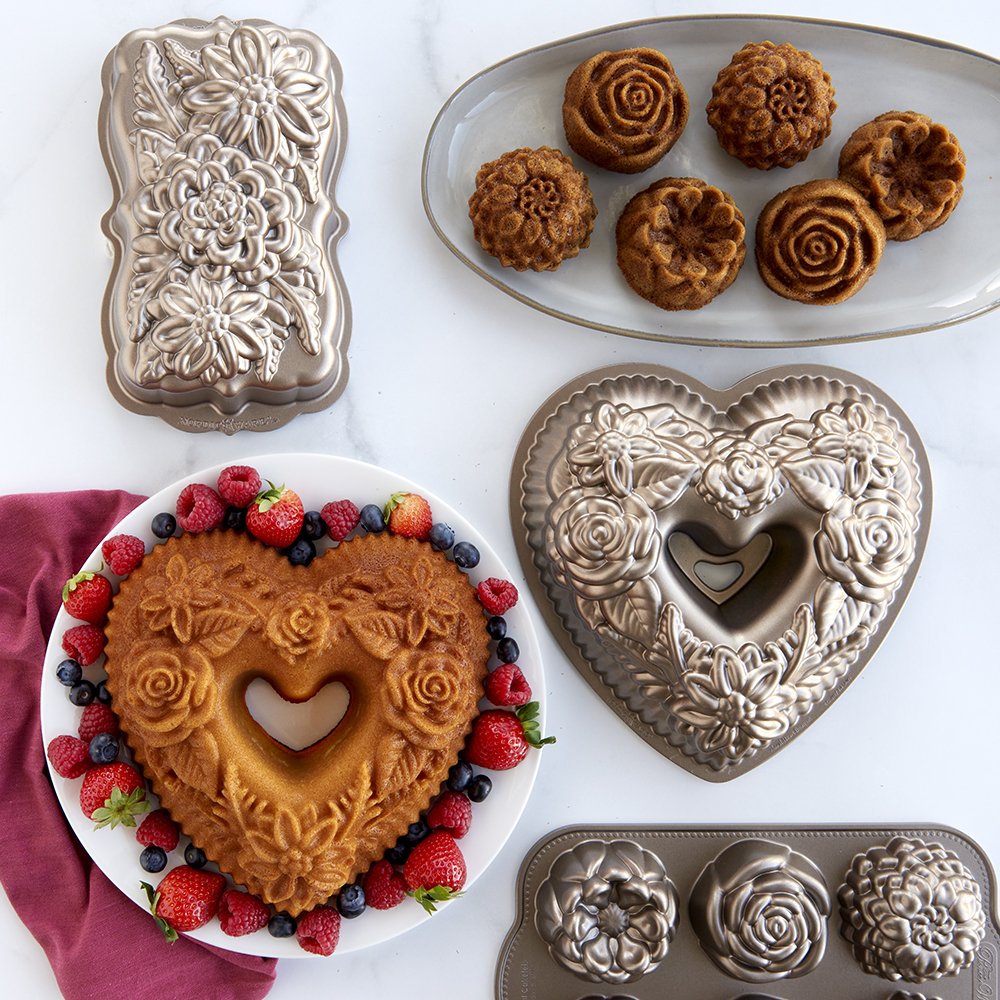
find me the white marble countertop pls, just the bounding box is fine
[3,0,999,996]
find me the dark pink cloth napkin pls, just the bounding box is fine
[0,491,277,1000]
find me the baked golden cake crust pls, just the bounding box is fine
[468,146,597,271]
[755,178,886,305]
[103,529,489,916]
[707,41,836,170]
[837,110,966,241]
[562,47,689,174]
[615,177,746,310]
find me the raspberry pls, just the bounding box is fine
[78,702,119,742]
[321,499,360,541]
[217,465,262,508]
[427,791,473,839]
[296,904,341,956]
[61,624,106,665]
[218,889,271,937]
[363,860,407,910]
[101,534,146,575]
[484,663,532,706]
[175,483,226,532]
[135,809,180,851]
[46,735,92,779]
[477,578,519,615]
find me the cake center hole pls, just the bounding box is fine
[245,678,350,751]
[693,559,744,592]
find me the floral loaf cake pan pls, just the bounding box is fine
[99,17,351,433]
[511,364,930,781]
[497,825,999,1000]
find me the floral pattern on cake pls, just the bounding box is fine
[534,839,680,984]
[562,48,689,174]
[838,837,986,983]
[689,839,831,982]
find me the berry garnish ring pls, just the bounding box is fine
[40,453,545,958]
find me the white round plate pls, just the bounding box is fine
[40,453,543,958]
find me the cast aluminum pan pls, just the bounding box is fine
[510,364,931,781]
[99,17,351,434]
[497,823,999,1000]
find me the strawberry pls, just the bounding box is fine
[46,734,92,779]
[217,465,262,508]
[296,904,341,956]
[403,831,467,913]
[484,663,532,706]
[101,534,146,575]
[175,482,226,532]
[464,703,555,771]
[321,499,360,541]
[61,624,106,665]
[477,578,519,615]
[426,790,472,839]
[218,888,270,937]
[246,481,305,547]
[384,492,433,540]
[143,865,227,940]
[78,702,119,742]
[363,860,407,910]
[80,761,147,827]
[62,571,113,625]
[136,809,180,852]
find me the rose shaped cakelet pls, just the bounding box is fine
[563,48,690,174]
[468,146,597,271]
[534,839,680,984]
[689,839,832,983]
[838,837,986,983]
[838,111,966,241]
[707,41,836,170]
[104,529,488,916]
[615,177,746,310]
[755,178,887,304]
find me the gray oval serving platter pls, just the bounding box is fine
[424,14,1000,346]
[510,363,931,781]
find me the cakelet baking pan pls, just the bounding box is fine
[99,17,351,433]
[497,824,998,1000]
[511,364,930,781]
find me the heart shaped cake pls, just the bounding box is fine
[513,364,929,780]
[103,529,489,915]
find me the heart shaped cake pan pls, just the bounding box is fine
[511,364,930,781]
[497,824,998,1000]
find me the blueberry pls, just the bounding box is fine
[467,774,493,803]
[55,659,83,687]
[452,541,480,569]
[69,680,96,706]
[140,845,168,873]
[359,503,385,533]
[151,512,176,538]
[184,844,207,869]
[268,912,297,938]
[384,842,410,866]
[300,510,327,541]
[402,819,430,846]
[88,732,119,764]
[337,883,366,918]
[222,506,247,532]
[286,538,316,566]
[496,637,520,663]
[95,679,112,705]
[486,616,507,641]
[428,522,455,551]
[447,760,474,793]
